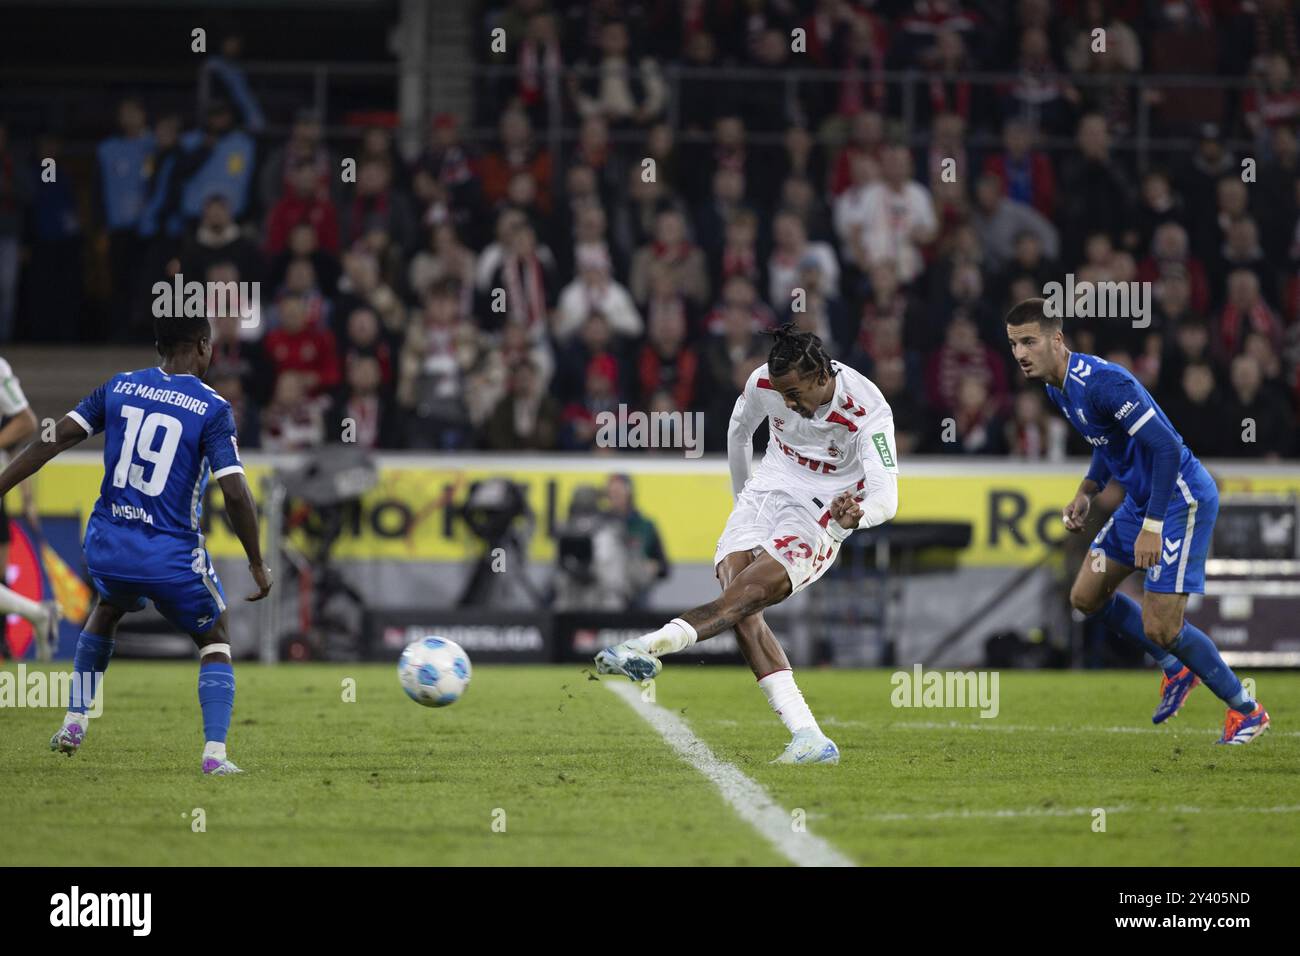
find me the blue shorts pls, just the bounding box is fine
[1092,476,1219,594]
[91,560,227,635]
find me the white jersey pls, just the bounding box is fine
[0,357,30,470]
[727,361,899,529]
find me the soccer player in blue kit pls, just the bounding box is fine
[1005,298,1269,744]
[0,314,273,774]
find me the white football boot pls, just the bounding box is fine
[772,727,840,765]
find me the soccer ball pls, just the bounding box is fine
[398,636,472,707]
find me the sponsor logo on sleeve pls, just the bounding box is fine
[871,432,895,468]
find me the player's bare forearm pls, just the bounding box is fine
[217,472,264,566]
[0,406,38,451]
[0,415,87,498]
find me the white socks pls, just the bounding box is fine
[758,669,820,734]
[0,584,48,625]
[63,711,85,727]
[632,618,698,657]
[203,741,227,761]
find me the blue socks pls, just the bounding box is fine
[1094,594,1183,677]
[1170,622,1254,714]
[197,662,236,744]
[69,631,115,714]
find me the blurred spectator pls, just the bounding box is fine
[1058,114,1132,266]
[972,172,1060,274]
[561,353,622,451]
[482,356,561,450]
[263,294,341,396]
[208,311,273,408]
[555,243,642,342]
[925,314,1009,418]
[340,157,416,254]
[261,370,327,452]
[944,376,1010,455]
[636,298,701,410]
[829,110,885,197]
[98,98,153,332]
[477,108,553,216]
[1006,388,1067,460]
[1217,269,1284,357]
[982,119,1056,219]
[1223,353,1294,457]
[330,354,396,449]
[334,249,405,341]
[180,194,262,283]
[768,210,840,308]
[486,221,559,337]
[1163,361,1230,458]
[629,207,710,309]
[408,222,476,309]
[514,10,564,126]
[268,221,340,297]
[1137,222,1211,316]
[178,99,256,223]
[264,157,340,256]
[396,278,476,449]
[340,305,393,386]
[259,110,331,211]
[414,112,484,245]
[853,145,939,284]
[602,473,669,608]
[568,20,667,128]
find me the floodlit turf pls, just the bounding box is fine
[1,662,1296,866]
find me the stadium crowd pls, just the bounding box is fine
[1,0,1299,458]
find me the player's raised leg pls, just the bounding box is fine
[50,598,126,755]
[194,616,241,776]
[595,541,792,680]
[1068,539,1198,723]
[717,548,838,765]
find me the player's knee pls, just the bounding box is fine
[1143,615,1182,649]
[726,579,781,618]
[1069,582,1106,617]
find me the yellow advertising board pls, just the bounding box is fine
[14,454,1300,568]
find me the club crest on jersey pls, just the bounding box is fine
[773,417,784,431]
[827,440,841,459]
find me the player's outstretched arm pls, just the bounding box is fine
[217,471,273,601]
[0,415,89,499]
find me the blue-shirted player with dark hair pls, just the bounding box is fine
[0,314,273,774]
[1006,297,1269,745]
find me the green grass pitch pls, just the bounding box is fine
[1,662,1296,866]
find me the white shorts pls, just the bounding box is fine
[714,486,844,595]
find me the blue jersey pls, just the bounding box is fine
[1045,353,1210,513]
[71,367,244,582]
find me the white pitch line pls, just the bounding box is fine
[863,804,1300,823]
[820,717,1300,738]
[603,681,855,868]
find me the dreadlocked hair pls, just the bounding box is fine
[767,323,835,380]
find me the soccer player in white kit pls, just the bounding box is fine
[0,356,60,658]
[596,326,899,763]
